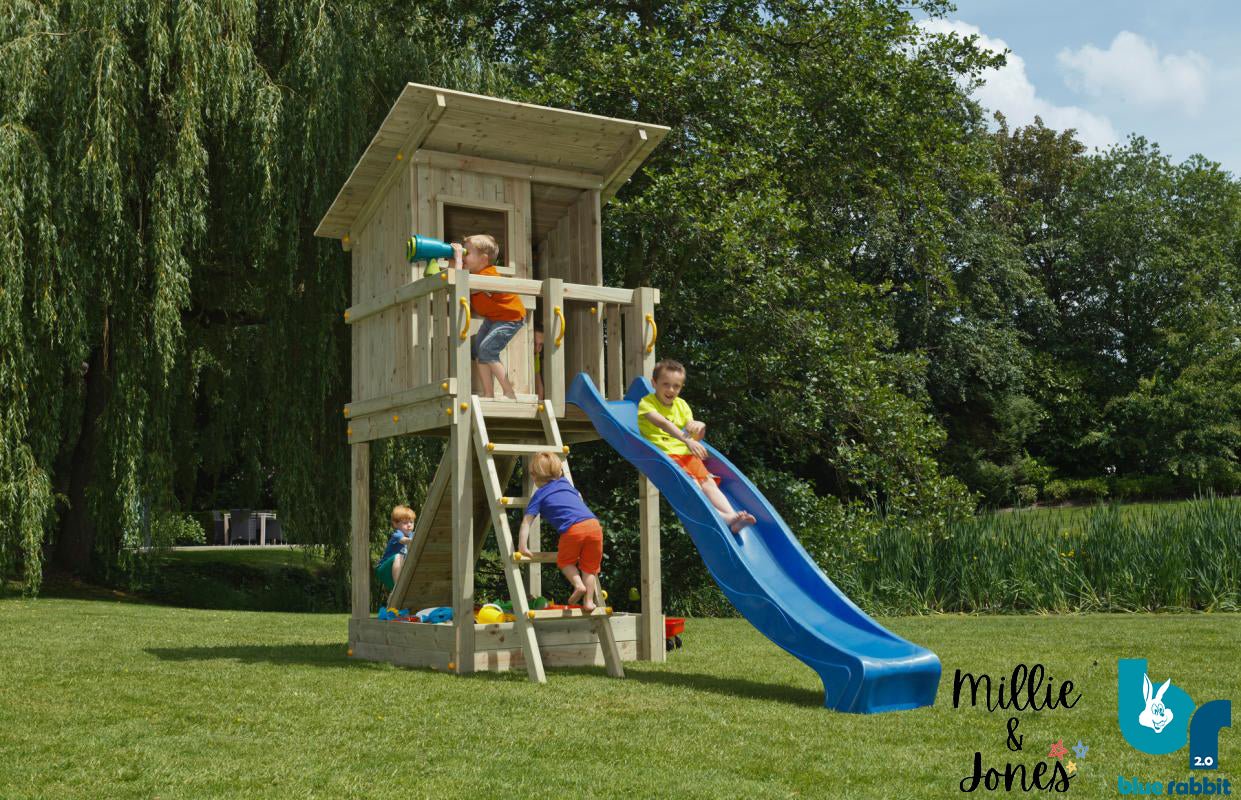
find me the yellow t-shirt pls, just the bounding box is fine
[638,394,693,456]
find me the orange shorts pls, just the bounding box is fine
[670,453,721,485]
[557,519,603,573]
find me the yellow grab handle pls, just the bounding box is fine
[458,298,471,340]
[554,306,566,347]
[644,314,657,354]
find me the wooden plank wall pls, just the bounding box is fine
[352,161,537,408]
[352,166,416,403]
[536,189,604,390]
[419,162,535,397]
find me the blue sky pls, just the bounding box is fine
[918,1,1241,174]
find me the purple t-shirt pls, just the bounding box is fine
[527,477,596,533]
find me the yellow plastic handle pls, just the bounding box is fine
[644,314,657,354]
[554,306,566,347]
[458,298,471,340]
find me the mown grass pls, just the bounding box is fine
[845,497,1241,615]
[1,598,1236,799]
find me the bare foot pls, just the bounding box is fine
[728,511,755,533]
[566,587,585,605]
[581,599,597,614]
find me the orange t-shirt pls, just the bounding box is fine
[470,265,525,322]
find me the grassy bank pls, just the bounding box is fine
[127,547,346,613]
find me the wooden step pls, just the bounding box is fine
[483,442,569,456]
[497,496,529,508]
[512,551,557,564]
[527,607,613,620]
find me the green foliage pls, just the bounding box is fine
[1043,479,1069,504]
[856,498,1241,614]
[1062,478,1110,503]
[0,1,508,590]
[458,0,982,527]
[1110,475,1180,502]
[149,512,206,548]
[5,0,1240,603]
[137,548,344,612]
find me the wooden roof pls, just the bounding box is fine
[315,83,670,240]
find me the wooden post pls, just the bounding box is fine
[451,273,475,673]
[605,304,623,399]
[543,278,566,416]
[524,456,542,598]
[350,443,371,621]
[624,287,663,661]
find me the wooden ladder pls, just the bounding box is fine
[471,397,624,683]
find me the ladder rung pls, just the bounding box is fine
[512,551,557,564]
[498,496,529,508]
[527,607,613,620]
[485,443,569,456]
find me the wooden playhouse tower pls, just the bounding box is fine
[314,84,671,678]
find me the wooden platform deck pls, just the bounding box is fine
[345,392,602,444]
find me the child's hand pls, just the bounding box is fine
[450,242,464,267]
[688,439,708,460]
[685,420,706,440]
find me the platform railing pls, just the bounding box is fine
[343,269,657,441]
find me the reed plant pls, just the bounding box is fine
[848,497,1241,614]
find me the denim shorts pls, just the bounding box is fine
[471,318,523,363]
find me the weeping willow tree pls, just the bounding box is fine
[1,1,507,592]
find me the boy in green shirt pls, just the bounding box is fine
[638,359,756,534]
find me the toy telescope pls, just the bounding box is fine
[406,234,462,262]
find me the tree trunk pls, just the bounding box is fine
[54,319,111,575]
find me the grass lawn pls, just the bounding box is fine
[1,599,1236,799]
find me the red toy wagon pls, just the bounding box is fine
[665,616,685,651]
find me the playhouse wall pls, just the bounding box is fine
[350,161,540,409]
[351,168,416,404]
[535,188,604,389]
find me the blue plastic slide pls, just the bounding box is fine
[567,374,941,713]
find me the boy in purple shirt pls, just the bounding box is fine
[518,452,604,612]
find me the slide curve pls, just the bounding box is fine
[567,373,941,713]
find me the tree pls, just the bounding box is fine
[446,0,993,524]
[0,0,506,591]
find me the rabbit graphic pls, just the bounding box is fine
[1138,673,1174,734]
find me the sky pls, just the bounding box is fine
[916,1,1241,175]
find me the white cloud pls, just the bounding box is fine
[1058,32,1209,116]
[919,18,1118,150]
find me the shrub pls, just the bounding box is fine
[1012,456,1052,491]
[151,512,206,547]
[1064,478,1109,502]
[1042,480,1069,503]
[972,460,1013,508]
[1015,484,1038,507]
[1111,475,1179,501]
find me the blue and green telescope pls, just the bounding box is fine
[405,235,461,262]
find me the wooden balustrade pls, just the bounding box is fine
[344,270,658,441]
